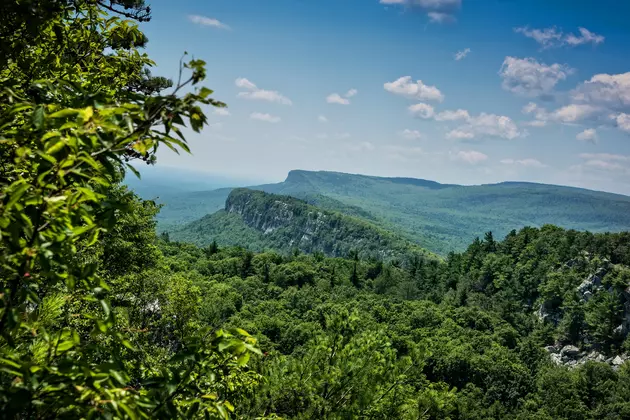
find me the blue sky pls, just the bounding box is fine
[139,0,630,195]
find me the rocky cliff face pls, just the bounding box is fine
[538,254,630,368]
[223,188,427,259]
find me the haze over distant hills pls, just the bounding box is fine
[130,169,630,255]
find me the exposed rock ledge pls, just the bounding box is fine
[546,344,629,370]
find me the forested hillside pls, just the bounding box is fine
[148,169,630,255]
[161,224,630,418]
[171,188,435,261]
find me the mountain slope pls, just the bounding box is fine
[171,188,435,260]
[154,170,630,255]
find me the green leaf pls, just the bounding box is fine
[49,108,79,119]
[32,106,45,129]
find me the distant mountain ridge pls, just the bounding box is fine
[149,169,630,255]
[171,188,435,260]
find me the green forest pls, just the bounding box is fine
[145,169,630,256]
[171,188,436,261]
[2,1,630,419]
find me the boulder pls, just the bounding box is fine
[550,353,562,365]
[612,356,625,366]
[561,345,580,357]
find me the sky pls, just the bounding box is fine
[139,0,630,195]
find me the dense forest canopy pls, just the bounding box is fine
[2,1,630,419]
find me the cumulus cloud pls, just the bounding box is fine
[399,129,423,140]
[499,57,572,98]
[408,103,435,119]
[550,104,600,123]
[451,150,488,164]
[250,112,281,123]
[576,128,598,144]
[572,72,630,111]
[611,113,630,133]
[515,26,604,49]
[454,48,471,61]
[465,113,522,140]
[444,113,522,140]
[214,108,231,116]
[522,102,600,125]
[385,76,444,102]
[188,15,231,30]
[412,104,522,140]
[235,78,292,105]
[326,89,358,105]
[326,93,349,105]
[500,158,546,168]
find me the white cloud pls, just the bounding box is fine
[523,102,600,125]
[435,109,470,121]
[188,15,231,30]
[385,76,444,102]
[214,108,231,116]
[326,93,350,105]
[316,133,329,139]
[515,26,604,49]
[514,26,563,49]
[335,133,351,140]
[473,114,520,139]
[408,103,435,119]
[458,113,522,140]
[250,112,281,123]
[572,72,630,110]
[454,48,471,61]
[576,128,598,144]
[499,57,572,97]
[500,158,546,168]
[235,78,292,105]
[235,78,257,90]
[612,113,630,133]
[565,27,605,46]
[326,89,357,105]
[428,12,455,23]
[381,0,461,23]
[451,150,488,164]
[550,104,600,123]
[318,115,328,123]
[446,129,474,140]
[524,120,547,127]
[412,104,521,140]
[399,129,423,140]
